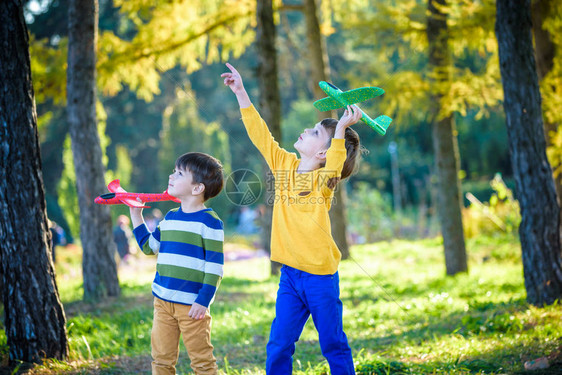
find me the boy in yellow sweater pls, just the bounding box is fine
[223,63,361,375]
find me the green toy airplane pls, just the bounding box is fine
[313,81,392,136]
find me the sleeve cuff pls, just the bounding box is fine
[195,286,216,307]
[133,223,149,241]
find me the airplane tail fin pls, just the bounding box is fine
[108,179,126,193]
[363,114,392,135]
[374,115,392,132]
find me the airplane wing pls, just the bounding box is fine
[313,97,343,112]
[118,197,150,208]
[106,179,151,208]
[340,87,385,104]
[314,87,386,112]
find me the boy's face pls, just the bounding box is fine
[293,122,331,159]
[168,166,203,199]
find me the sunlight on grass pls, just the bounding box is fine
[14,234,562,374]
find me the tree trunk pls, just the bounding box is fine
[303,0,350,259]
[496,0,562,306]
[531,0,562,231]
[67,0,120,299]
[427,0,468,275]
[256,0,282,275]
[0,0,68,362]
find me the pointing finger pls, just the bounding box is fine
[226,62,239,75]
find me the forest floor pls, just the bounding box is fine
[2,234,562,374]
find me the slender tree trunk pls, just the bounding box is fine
[303,0,350,259]
[256,0,282,275]
[496,0,562,306]
[0,0,68,362]
[531,0,562,231]
[67,0,120,299]
[427,0,467,275]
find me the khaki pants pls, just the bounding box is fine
[151,297,218,375]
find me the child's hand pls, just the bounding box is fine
[336,105,362,130]
[128,198,144,228]
[221,63,245,94]
[129,206,143,216]
[221,63,252,108]
[188,302,207,320]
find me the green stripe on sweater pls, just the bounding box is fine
[158,264,221,286]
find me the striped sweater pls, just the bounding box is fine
[133,207,224,307]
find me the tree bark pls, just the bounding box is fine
[426,0,468,275]
[0,0,68,362]
[303,0,350,259]
[496,0,562,306]
[256,0,282,275]
[531,0,562,231]
[67,0,120,299]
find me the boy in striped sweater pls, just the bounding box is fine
[129,152,224,375]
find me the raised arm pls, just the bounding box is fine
[334,105,362,139]
[322,105,362,195]
[222,63,295,171]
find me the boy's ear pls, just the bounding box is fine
[192,183,206,196]
[316,149,328,161]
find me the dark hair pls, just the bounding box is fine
[320,118,364,189]
[175,152,224,201]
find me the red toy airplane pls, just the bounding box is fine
[94,179,180,208]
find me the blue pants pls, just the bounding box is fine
[266,266,355,375]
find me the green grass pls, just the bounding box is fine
[3,234,562,374]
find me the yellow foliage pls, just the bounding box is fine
[547,126,562,178]
[29,36,67,106]
[541,1,562,181]
[98,0,256,101]
[336,0,503,123]
[463,174,521,238]
[320,0,371,27]
[379,71,430,127]
[442,55,503,120]
[36,111,53,136]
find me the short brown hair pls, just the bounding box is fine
[175,152,224,201]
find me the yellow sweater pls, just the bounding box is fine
[241,105,347,275]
